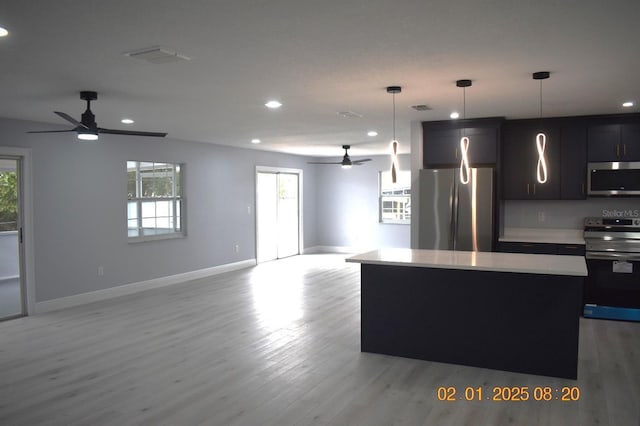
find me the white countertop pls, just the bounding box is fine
[346,248,587,276]
[499,228,584,245]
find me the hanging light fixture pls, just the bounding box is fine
[533,71,550,184]
[456,79,472,184]
[386,86,402,183]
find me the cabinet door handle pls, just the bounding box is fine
[581,183,585,195]
[527,183,530,195]
[624,144,627,156]
[521,244,534,247]
[616,144,620,158]
[533,183,536,195]
[563,245,578,249]
[455,147,458,159]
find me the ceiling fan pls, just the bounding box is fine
[307,145,372,169]
[27,91,167,140]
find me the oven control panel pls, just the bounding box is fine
[584,217,640,227]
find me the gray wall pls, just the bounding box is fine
[0,117,320,302]
[1,116,409,303]
[314,154,411,250]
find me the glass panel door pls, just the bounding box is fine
[0,158,23,320]
[256,170,301,263]
[276,173,299,258]
[257,172,278,263]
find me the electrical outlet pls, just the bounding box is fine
[538,211,546,222]
[98,266,104,276]
[247,205,251,215]
[234,244,240,253]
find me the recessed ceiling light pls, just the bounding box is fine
[367,131,378,137]
[251,139,261,144]
[121,118,135,124]
[0,27,8,37]
[622,101,634,108]
[265,100,282,109]
[450,112,460,119]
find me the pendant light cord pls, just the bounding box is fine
[539,79,543,118]
[392,92,396,141]
[463,87,466,119]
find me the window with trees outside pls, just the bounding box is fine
[379,169,411,224]
[127,161,184,241]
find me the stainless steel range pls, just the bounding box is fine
[583,217,640,321]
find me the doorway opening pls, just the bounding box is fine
[0,157,25,320]
[256,168,302,263]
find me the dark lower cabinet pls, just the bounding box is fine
[498,242,585,256]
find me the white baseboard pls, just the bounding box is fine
[34,259,256,314]
[303,245,360,254]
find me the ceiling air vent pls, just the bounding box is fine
[123,46,191,64]
[411,104,432,111]
[337,111,363,119]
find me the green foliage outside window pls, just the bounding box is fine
[0,172,18,231]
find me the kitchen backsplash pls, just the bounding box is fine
[503,198,640,230]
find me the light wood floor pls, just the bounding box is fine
[1,254,639,426]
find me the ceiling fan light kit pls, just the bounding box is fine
[27,91,167,140]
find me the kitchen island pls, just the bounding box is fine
[346,249,588,379]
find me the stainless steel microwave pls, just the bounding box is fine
[588,162,640,196]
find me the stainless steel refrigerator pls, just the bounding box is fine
[418,168,494,252]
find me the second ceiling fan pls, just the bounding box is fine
[308,145,371,169]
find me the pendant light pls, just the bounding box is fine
[533,71,550,184]
[386,86,401,184]
[456,79,472,184]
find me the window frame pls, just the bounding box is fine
[127,161,186,243]
[379,170,411,225]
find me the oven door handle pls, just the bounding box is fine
[586,252,640,261]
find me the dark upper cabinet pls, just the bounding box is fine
[423,118,501,168]
[587,124,621,161]
[501,120,561,199]
[588,119,640,161]
[621,123,640,160]
[560,122,587,199]
[422,126,459,166]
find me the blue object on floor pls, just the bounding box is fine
[584,304,640,322]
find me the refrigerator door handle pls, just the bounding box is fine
[451,177,459,250]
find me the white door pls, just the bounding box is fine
[256,169,301,263]
[0,157,24,320]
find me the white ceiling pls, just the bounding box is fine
[1,0,639,157]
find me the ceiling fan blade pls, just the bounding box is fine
[26,129,76,134]
[307,161,343,165]
[99,128,167,137]
[54,111,87,128]
[352,158,372,164]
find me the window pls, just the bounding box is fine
[127,161,184,241]
[379,170,411,224]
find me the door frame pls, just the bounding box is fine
[0,147,35,316]
[255,166,303,263]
